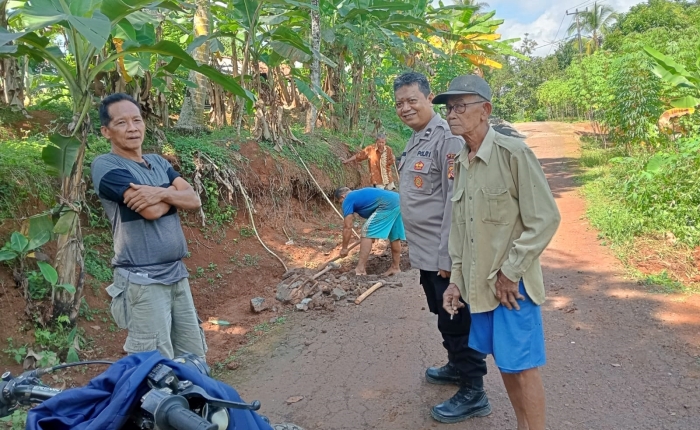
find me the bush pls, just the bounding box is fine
[583,137,700,246]
[534,109,547,122]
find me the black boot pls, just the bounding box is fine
[430,379,491,424]
[425,362,461,385]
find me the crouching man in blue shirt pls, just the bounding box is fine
[334,187,406,276]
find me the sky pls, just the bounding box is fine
[450,0,649,56]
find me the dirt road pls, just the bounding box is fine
[227,122,700,429]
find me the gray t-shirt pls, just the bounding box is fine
[91,153,189,285]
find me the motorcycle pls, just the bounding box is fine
[0,351,304,430]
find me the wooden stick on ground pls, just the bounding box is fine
[355,281,384,305]
[287,143,361,240]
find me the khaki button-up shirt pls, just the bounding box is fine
[399,114,464,271]
[448,127,561,313]
[354,145,396,185]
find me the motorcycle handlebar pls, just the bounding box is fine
[0,379,61,408]
[166,405,218,430]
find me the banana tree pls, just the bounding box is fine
[321,0,430,131]
[176,0,210,131]
[219,0,335,147]
[644,46,700,109]
[426,7,524,71]
[305,0,320,133]
[0,0,253,323]
[0,0,25,111]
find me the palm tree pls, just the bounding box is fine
[567,2,617,54]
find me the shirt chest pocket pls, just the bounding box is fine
[407,158,433,195]
[450,188,465,224]
[480,188,511,225]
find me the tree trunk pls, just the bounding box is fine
[0,1,25,111]
[52,104,88,323]
[208,56,227,127]
[322,49,343,131]
[275,66,293,107]
[347,55,364,131]
[305,0,321,133]
[227,35,238,123]
[154,24,169,128]
[253,67,298,149]
[235,31,252,135]
[176,0,210,131]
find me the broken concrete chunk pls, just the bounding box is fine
[295,298,313,312]
[331,288,347,301]
[250,297,268,313]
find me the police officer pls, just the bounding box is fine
[394,72,491,423]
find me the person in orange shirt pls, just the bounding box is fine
[341,133,397,190]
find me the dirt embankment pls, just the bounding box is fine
[0,131,374,382]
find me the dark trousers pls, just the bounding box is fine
[420,270,487,379]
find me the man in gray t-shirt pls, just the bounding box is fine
[92,93,206,359]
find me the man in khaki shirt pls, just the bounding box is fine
[342,133,396,190]
[435,75,561,430]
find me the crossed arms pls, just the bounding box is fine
[123,177,201,220]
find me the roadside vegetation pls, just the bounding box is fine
[485,0,700,292]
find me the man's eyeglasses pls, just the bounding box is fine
[438,101,485,115]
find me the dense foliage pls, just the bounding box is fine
[492,1,700,137]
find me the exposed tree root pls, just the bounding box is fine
[194,152,288,271]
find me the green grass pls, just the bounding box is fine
[579,137,700,247]
[577,137,700,293]
[83,233,114,283]
[639,270,689,294]
[0,137,57,218]
[162,127,243,175]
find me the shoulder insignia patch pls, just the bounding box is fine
[448,165,455,180]
[414,160,425,171]
[414,176,424,188]
[446,153,457,159]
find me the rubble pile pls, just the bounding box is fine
[274,268,402,312]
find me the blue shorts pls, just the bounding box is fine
[362,206,406,242]
[468,280,546,373]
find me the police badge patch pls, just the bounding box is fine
[448,165,454,180]
[413,160,425,171]
[414,176,423,188]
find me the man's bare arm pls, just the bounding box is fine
[161,177,201,210]
[342,154,357,164]
[341,214,354,250]
[124,177,201,214]
[121,185,171,220]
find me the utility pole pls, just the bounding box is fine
[567,8,587,55]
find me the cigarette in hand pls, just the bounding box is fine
[450,305,454,320]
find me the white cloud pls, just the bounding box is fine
[492,0,648,56]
